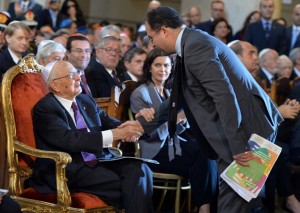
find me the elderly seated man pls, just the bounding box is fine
[36,40,66,66]
[26,60,153,213]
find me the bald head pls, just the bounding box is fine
[148,0,161,12]
[48,60,82,100]
[229,40,259,75]
[292,4,300,26]
[188,6,201,26]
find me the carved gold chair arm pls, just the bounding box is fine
[14,140,72,164]
[13,139,73,207]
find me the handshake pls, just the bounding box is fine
[112,108,156,142]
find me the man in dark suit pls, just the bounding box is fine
[245,0,287,55]
[258,48,279,88]
[86,35,122,98]
[122,47,147,82]
[289,47,300,80]
[286,4,300,55]
[198,1,233,41]
[38,0,63,31]
[28,60,153,213]
[66,34,93,97]
[0,21,30,79]
[141,6,283,212]
[187,6,201,29]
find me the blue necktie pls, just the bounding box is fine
[71,102,97,167]
[265,22,271,38]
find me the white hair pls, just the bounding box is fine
[36,41,66,61]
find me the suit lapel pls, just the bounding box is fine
[97,62,117,86]
[50,93,77,130]
[146,82,166,107]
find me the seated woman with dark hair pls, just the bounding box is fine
[130,48,218,213]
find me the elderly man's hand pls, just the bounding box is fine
[116,121,144,142]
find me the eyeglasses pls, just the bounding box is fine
[70,48,92,54]
[147,28,161,43]
[212,8,224,12]
[99,47,121,55]
[52,71,78,81]
[50,0,59,4]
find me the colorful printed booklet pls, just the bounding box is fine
[220,134,282,202]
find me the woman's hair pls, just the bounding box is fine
[140,48,172,88]
[211,17,229,36]
[239,11,261,36]
[60,0,86,26]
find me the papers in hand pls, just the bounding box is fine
[220,134,282,202]
[0,189,8,196]
[97,147,159,164]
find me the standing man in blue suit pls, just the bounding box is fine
[138,6,283,213]
[245,0,287,55]
[286,4,300,55]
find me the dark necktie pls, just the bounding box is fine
[71,102,97,167]
[80,72,92,97]
[112,70,121,86]
[168,55,182,139]
[265,22,271,38]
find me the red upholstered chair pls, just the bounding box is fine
[0,54,117,212]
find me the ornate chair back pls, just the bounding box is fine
[1,54,116,212]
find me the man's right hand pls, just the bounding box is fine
[112,121,144,142]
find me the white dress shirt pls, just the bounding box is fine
[54,94,113,147]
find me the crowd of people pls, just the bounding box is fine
[0,0,300,213]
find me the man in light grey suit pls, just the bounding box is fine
[141,6,283,213]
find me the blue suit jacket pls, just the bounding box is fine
[286,26,300,54]
[30,93,121,193]
[245,20,287,54]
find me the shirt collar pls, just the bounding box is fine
[261,18,271,26]
[294,67,300,77]
[293,25,300,31]
[54,94,75,113]
[21,1,30,6]
[8,47,21,64]
[175,26,186,57]
[261,67,274,81]
[127,71,139,82]
[105,68,113,76]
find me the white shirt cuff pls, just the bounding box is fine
[102,130,113,147]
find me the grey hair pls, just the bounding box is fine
[95,35,120,49]
[99,25,121,39]
[36,42,66,61]
[289,48,300,65]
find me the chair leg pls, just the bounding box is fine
[156,181,169,212]
[175,179,181,213]
[187,187,191,212]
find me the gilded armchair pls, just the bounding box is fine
[0,54,117,212]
